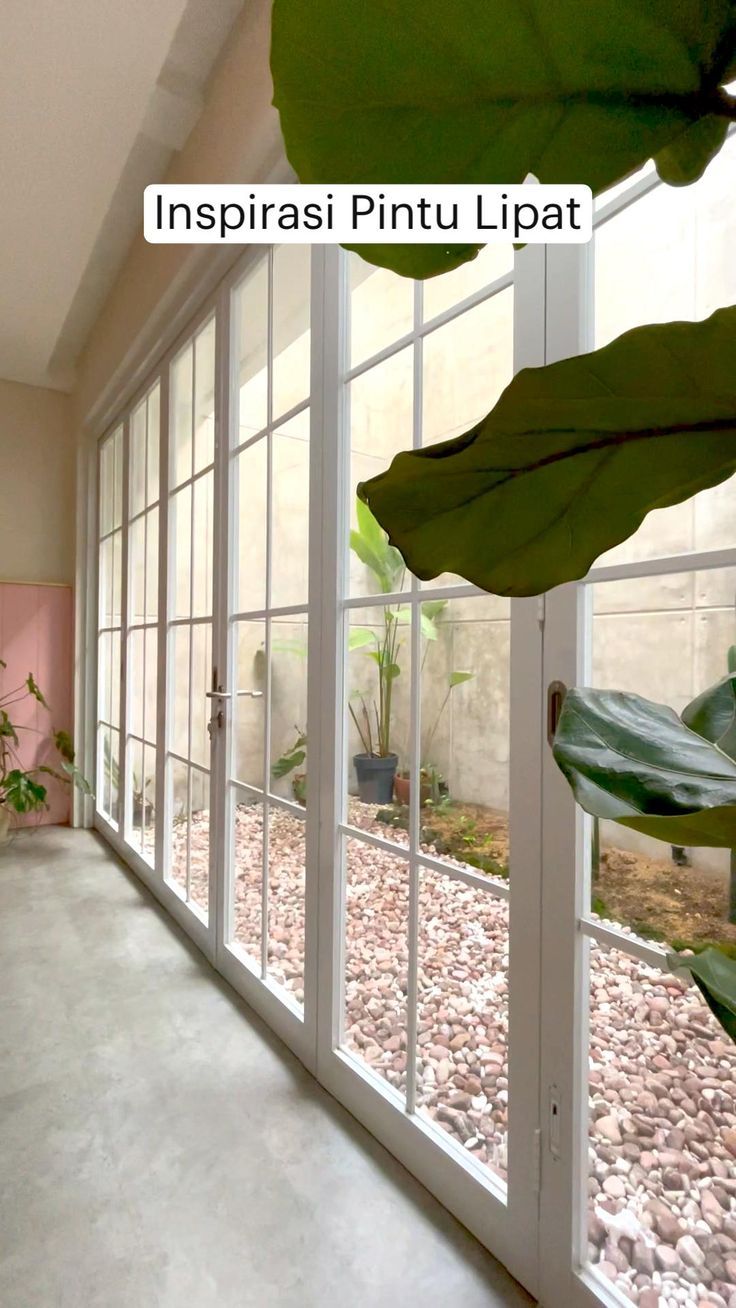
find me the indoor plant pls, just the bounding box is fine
[0,661,91,844]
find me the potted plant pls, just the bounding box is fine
[394,610,474,806]
[0,661,91,845]
[271,726,307,805]
[348,499,408,803]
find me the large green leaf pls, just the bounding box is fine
[552,687,736,847]
[359,308,736,596]
[271,0,736,278]
[682,671,736,758]
[668,948,736,1041]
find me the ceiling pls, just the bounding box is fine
[0,0,244,392]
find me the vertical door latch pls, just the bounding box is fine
[549,1084,561,1159]
[546,680,567,746]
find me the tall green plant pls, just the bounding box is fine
[0,660,91,825]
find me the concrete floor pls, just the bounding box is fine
[0,827,534,1308]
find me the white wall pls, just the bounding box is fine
[0,378,74,584]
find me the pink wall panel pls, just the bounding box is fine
[0,583,73,827]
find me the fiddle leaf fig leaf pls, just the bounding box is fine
[359,307,736,596]
[655,115,729,184]
[668,948,736,1042]
[552,687,736,848]
[681,672,736,760]
[271,0,736,279]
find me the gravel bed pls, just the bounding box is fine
[176,800,736,1308]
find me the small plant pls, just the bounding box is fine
[272,727,307,805]
[0,661,91,841]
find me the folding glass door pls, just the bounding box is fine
[540,134,736,1308]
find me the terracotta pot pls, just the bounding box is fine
[393,774,432,807]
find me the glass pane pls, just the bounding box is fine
[128,739,154,860]
[188,765,210,916]
[233,620,266,789]
[270,616,308,804]
[171,625,190,759]
[109,630,121,730]
[416,869,508,1182]
[586,940,736,1306]
[99,439,113,537]
[141,742,156,865]
[417,593,510,882]
[144,628,157,746]
[266,807,305,1005]
[97,632,112,724]
[349,345,413,597]
[235,436,267,613]
[168,757,190,892]
[146,385,160,505]
[594,134,736,567]
[345,604,411,846]
[128,516,145,625]
[129,399,146,519]
[98,536,113,627]
[234,258,268,443]
[111,531,122,626]
[194,318,215,474]
[230,793,263,964]
[349,252,414,368]
[191,472,213,618]
[423,288,513,447]
[145,508,158,623]
[109,727,120,823]
[171,343,193,488]
[272,411,310,609]
[127,628,144,741]
[97,724,111,819]
[589,566,736,947]
[190,623,212,770]
[171,485,191,620]
[112,428,123,529]
[272,244,310,419]
[343,836,409,1094]
[423,244,513,323]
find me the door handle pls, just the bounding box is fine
[205,689,231,701]
[546,680,567,746]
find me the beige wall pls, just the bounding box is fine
[73,0,281,431]
[0,379,74,585]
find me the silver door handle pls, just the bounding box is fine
[235,690,263,698]
[206,689,231,701]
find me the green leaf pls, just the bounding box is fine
[449,670,474,687]
[655,116,729,184]
[421,600,448,621]
[271,0,736,279]
[26,674,48,708]
[359,307,736,596]
[681,672,736,759]
[553,687,736,848]
[272,749,306,779]
[420,611,439,641]
[53,729,75,763]
[668,947,736,1041]
[348,627,376,651]
[0,711,18,745]
[344,242,484,282]
[2,770,48,813]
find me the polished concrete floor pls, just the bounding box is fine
[0,826,533,1308]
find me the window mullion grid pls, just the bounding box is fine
[118,419,130,835]
[405,277,423,1116]
[155,369,169,879]
[141,397,150,850]
[261,246,275,980]
[186,346,196,902]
